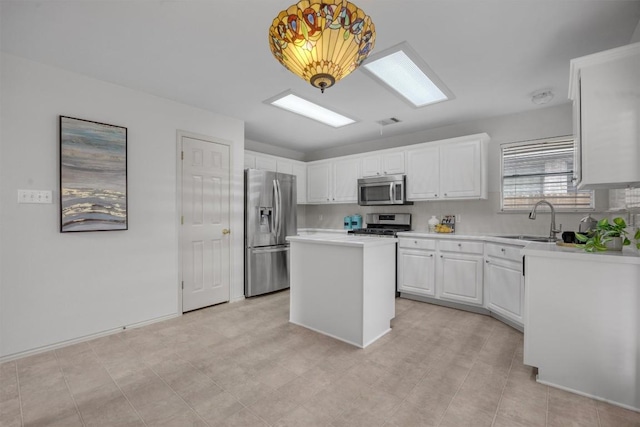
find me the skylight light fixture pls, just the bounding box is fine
[362,42,454,108]
[266,92,356,128]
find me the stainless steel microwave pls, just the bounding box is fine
[357,174,413,206]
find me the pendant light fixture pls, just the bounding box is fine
[269,0,375,93]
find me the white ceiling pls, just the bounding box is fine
[2,1,639,156]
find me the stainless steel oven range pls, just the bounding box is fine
[348,213,411,237]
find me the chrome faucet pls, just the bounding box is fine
[529,200,561,240]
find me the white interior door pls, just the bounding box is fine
[181,136,230,312]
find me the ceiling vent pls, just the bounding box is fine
[376,117,401,126]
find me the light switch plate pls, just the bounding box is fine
[18,189,53,204]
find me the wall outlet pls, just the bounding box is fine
[18,189,53,204]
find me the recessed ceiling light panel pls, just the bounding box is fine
[362,42,454,108]
[265,92,356,128]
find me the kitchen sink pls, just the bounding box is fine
[497,235,558,243]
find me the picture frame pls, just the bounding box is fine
[59,116,128,232]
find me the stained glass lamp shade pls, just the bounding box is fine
[269,0,375,93]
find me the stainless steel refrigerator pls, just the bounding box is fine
[244,169,297,297]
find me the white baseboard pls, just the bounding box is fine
[0,312,181,363]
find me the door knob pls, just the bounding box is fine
[222,229,230,235]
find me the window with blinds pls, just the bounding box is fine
[501,138,593,211]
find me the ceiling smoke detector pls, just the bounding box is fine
[531,90,554,105]
[376,117,402,126]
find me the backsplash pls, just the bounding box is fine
[302,192,612,236]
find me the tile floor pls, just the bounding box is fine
[1,291,639,427]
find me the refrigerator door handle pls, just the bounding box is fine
[272,180,278,239]
[251,246,289,254]
[275,179,282,238]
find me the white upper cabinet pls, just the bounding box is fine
[249,132,489,205]
[292,163,307,205]
[361,151,405,177]
[307,161,332,203]
[306,158,359,204]
[406,145,440,199]
[244,153,257,169]
[255,156,277,172]
[569,42,640,189]
[332,158,360,202]
[439,140,483,198]
[244,150,307,204]
[276,159,294,175]
[406,134,489,201]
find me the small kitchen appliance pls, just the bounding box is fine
[357,174,413,206]
[351,214,362,230]
[348,213,411,237]
[579,214,598,234]
[344,215,352,230]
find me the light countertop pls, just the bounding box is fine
[287,234,397,248]
[521,241,640,265]
[294,229,640,263]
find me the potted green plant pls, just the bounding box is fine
[575,217,631,252]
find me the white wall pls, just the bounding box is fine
[0,54,245,359]
[631,18,640,43]
[245,138,305,162]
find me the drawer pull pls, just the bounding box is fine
[458,243,462,247]
[501,248,505,252]
[486,260,489,264]
[430,254,433,257]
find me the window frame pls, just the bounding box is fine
[499,136,595,213]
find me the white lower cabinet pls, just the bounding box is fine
[397,236,525,331]
[484,243,524,328]
[397,238,436,297]
[398,237,483,306]
[437,251,483,306]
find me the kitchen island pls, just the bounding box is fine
[286,234,397,348]
[522,243,640,411]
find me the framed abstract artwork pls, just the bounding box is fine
[59,116,128,232]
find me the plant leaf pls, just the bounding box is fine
[575,233,589,242]
[613,217,626,228]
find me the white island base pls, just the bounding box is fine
[287,235,397,348]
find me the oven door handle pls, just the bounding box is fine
[389,182,394,202]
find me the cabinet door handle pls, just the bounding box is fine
[430,254,434,257]
[444,193,448,197]
[486,260,489,264]
[440,255,443,258]
[434,194,438,197]
[501,248,505,252]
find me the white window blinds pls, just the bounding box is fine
[501,138,593,211]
